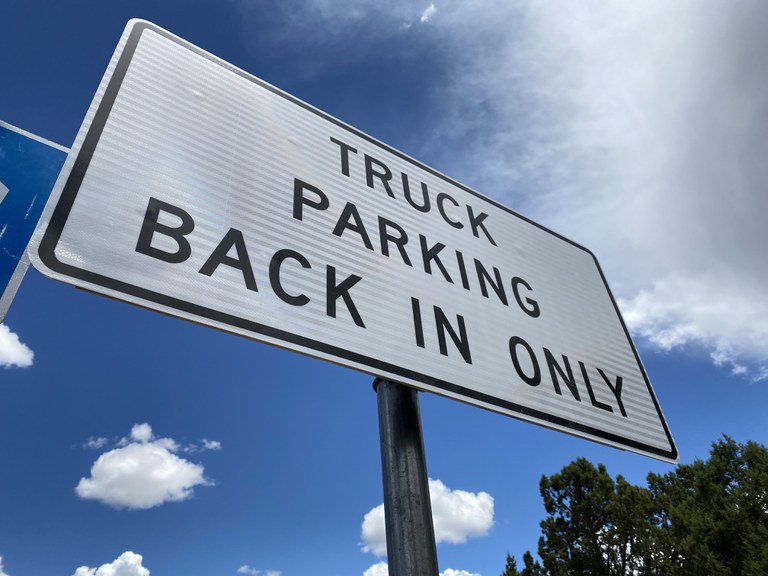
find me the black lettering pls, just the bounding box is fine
[467,205,497,246]
[293,178,329,220]
[411,297,425,348]
[544,348,581,401]
[434,306,472,364]
[332,202,374,250]
[269,249,311,306]
[419,235,453,284]
[475,259,508,306]
[198,228,257,291]
[511,277,540,318]
[598,369,627,417]
[436,193,463,229]
[330,137,357,176]
[378,217,412,266]
[135,197,194,264]
[509,336,541,386]
[326,265,366,327]
[402,173,431,212]
[455,250,470,290]
[580,362,613,412]
[365,154,395,198]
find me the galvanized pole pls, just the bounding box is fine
[374,378,439,576]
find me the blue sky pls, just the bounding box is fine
[2,2,768,576]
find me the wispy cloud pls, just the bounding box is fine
[360,478,493,556]
[420,3,437,23]
[427,1,768,380]
[233,0,768,380]
[73,551,149,576]
[201,439,222,451]
[83,437,108,450]
[237,566,281,576]
[0,324,33,368]
[76,424,216,509]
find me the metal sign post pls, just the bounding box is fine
[375,378,439,576]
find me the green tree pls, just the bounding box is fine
[520,551,546,576]
[647,436,768,575]
[500,551,545,576]
[500,553,519,576]
[603,475,655,575]
[537,458,614,576]
[504,436,768,576]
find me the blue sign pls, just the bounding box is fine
[0,121,68,321]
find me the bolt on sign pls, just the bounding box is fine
[30,20,676,462]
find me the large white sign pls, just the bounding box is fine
[30,20,676,462]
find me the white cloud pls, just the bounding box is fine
[429,479,494,544]
[84,437,109,450]
[73,551,149,576]
[248,0,768,380]
[130,423,153,443]
[364,563,479,576]
[360,478,493,556]
[181,438,223,454]
[0,324,33,368]
[360,505,387,556]
[420,3,437,23]
[363,562,388,576]
[235,0,431,43]
[419,0,768,380]
[237,567,281,576]
[202,439,222,451]
[618,274,768,380]
[75,424,212,509]
[0,555,10,576]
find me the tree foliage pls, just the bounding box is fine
[502,436,768,576]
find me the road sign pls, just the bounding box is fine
[0,121,68,321]
[30,20,676,462]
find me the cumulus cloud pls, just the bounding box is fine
[0,324,33,368]
[363,562,388,576]
[129,423,153,443]
[0,555,9,576]
[360,505,387,556]
[75,424,214,509]
[429,479,494,544]
[237,567,281,576]
[73,551,150,576]
[364,563,479,576]
[618,274,768,380]
[360,478,493,556]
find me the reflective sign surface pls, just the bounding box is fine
[30,20,677,462]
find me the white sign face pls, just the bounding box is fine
[30,20,676,462]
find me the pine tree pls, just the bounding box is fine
[537,458,614,576]
[504,436,768,576]
[500,553,519,576]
